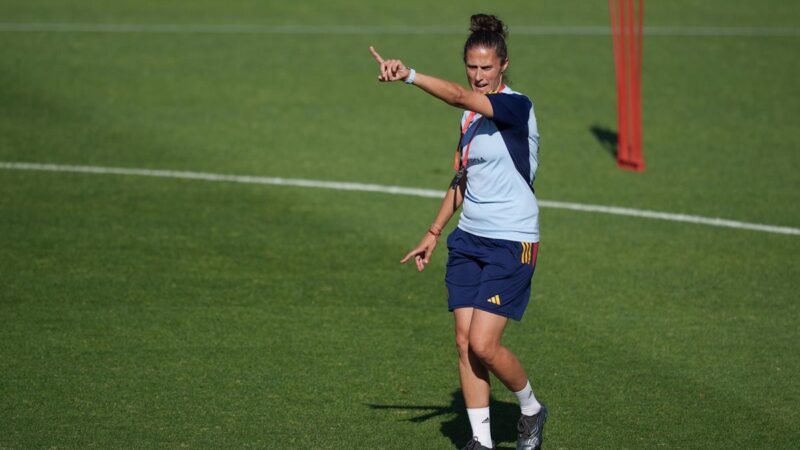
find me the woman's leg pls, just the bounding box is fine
[467,308,528,392]
[454,307,491,407]
[454,307,494,448]
[468,309,547,450]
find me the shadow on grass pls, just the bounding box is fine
[590,125,618,160]
[369,389,521,449]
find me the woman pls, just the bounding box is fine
[370,14,547,450]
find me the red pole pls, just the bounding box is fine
[610,0,645,171]
[625,0,636,167]
[632,0,644,169]
[608,0,628,165]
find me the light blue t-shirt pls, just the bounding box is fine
[456,86,540,243]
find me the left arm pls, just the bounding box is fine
[400,176,466,272]
[369,46,494,118]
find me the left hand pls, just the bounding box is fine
[369,46,410,82]
[400,232,438,272]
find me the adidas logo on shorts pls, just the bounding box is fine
[487,295,501,305]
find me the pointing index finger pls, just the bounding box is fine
[369,46,384,64]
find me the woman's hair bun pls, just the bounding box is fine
[469,13,507,38]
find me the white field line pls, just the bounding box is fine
[0,23,798,37]
[2,161,798,236]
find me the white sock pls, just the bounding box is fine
[466,407,492,448]
[514,380,542,416]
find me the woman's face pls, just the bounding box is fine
[465,46,509,94]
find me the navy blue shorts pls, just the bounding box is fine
[445,228,539,321]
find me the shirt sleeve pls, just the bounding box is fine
[487,93,532,129]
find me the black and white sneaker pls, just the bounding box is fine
[516,403,548,450]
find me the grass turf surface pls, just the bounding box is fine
[1,1,799,448]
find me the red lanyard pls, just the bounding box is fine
[453,111,484,171]
[452,84,505,172]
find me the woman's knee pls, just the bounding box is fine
[468,334,500,364]
[455,332,471,359]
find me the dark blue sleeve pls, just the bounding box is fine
[487,93,531,129]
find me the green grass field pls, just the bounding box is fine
[1,1,799,448]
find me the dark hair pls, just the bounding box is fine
[463,14,509,64]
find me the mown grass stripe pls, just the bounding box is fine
[0,23,798,37]
[1,161,798,236]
